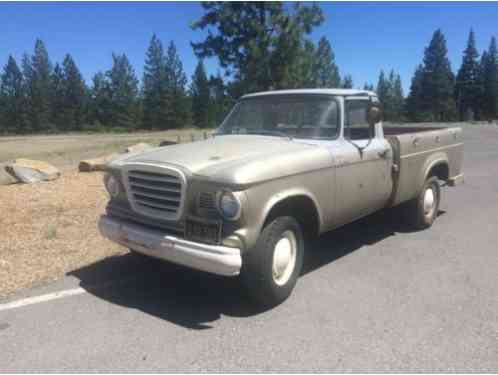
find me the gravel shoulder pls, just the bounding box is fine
[0,171,126,298]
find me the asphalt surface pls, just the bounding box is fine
[1,126,498,371]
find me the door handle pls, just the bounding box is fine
[378,149,389,158]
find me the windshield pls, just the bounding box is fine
[217,95,339,139]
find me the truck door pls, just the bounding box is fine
[334,97,393,225]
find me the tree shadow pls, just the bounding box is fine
[69,208,445,330]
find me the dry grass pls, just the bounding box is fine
[0,129,209,171]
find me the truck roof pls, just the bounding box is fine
[241,88,377,99]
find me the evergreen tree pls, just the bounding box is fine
[142,34,169,129]
[392,73,404,121]
[406,64,426,121]
[455,30,482,120]
[421,29,456,121]
[312,37,340,88]
[190,60,211,128]
[288,40,316,88]
[376,70,390,106]
[88,71,112,128]
[0,56,27,133]
[27,39,54,132]
[363,83,375,91]
[106,53,139,129]
[51,63,65,129]
[58,54,87,130]
[481,37,498,119]
[209,72,230,126]
[192,2,323,93]
[341,75,353,89]
[164,41,190,128]
[376,69,404,122]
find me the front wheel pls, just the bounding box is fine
[240,216,304,307]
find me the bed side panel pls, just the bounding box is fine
[391,127,463,206]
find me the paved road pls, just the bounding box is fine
[1,126,498,371]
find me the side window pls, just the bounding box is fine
[345,100,372,140]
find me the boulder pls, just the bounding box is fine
[5,159,60,184]
[0,162,18,185]
[78,153,119,172]
[125,142,153,154]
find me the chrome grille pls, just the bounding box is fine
[126,168,185,220]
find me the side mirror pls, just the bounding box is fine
[366,104,382,126]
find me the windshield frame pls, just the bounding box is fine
[216,94,342,141]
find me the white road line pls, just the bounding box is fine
[0,287,87,312]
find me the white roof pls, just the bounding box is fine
[242,88,377,99]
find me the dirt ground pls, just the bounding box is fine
[0,129,208,298]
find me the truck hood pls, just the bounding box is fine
[112,135,332,186]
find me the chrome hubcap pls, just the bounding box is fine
[272,230,297,286]
[423,187,435,217]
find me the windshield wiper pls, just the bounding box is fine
[246,129,293,140]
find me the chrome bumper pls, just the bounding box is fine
[98,215,242,276]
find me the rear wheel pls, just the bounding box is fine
[404,176,441,229]
[240,216,304,307]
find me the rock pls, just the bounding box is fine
[78,153,119,172]
[5,159,61,184]
[159,140,177,147]
[0,162,18,185]
[125,142,153,154]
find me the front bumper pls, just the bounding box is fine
[98,215,242,276]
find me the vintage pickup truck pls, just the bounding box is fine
[99,89,464,306]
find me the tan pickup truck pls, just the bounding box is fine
[99,89,464,306]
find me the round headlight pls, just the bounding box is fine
[104,173,121,198]
[217,191,241,220]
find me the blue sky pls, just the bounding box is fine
[2,2,498,94]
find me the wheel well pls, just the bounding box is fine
[264,195,320,239]
[428,162,449,181]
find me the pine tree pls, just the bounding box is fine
[142,34,169,129]
[164,41,190,128]
[58,54,87,130]
[288,40,316,88]
[363,83,375,91]
[190,60,211,128]
[0,56,27,133]
[391,73,404,122]
[192,2,323,93]
[406,64,426,121]
[376,69,404,122]
[421,29,457,121]
[455,30,482,120]
[27,39,54,132]
[312,37,340,88]
[106,53,139,129]
[376,70,390,108]
[51,63,65,129]
[481,37,498,119]
[341,75,353,89]
[209,72,230,126]
[88,71,112,128]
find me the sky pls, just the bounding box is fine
[2,1,498,94]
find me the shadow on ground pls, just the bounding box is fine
[69,208,445,330]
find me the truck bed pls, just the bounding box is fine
[385,126,464,207]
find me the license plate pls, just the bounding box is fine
[185,217,221,245]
